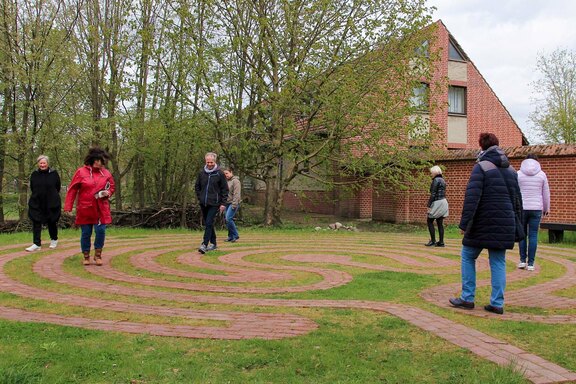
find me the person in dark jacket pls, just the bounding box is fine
[26,155,62,252]
[425,165,449,247]
[449,133,523,315]
[195,152,228,254]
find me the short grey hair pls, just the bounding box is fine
[37,155,49,164]
[205,152,217,161]
[429,165,442,176]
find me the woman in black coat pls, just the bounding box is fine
[449,133,523,315]
[26,155,61,251]
[425,165,449,247]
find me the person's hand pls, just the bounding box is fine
[543,211,549,217]
[219,205,226,213]
[459,229,465,235]
[63,210,73,217]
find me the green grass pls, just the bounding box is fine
[0,225,573,383]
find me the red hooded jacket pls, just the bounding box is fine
[64,165,115,225]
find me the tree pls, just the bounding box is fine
[530,48,576,144]
[200,0,437,225]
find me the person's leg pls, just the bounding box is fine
[93,224,106,265]
[487,248,506,308]
[526,210,542,266]
[225,204,239,240]
[426,217,436,244]
[32,220,42,246]
[47,221,58,241]
[437,217,444,244]
[80,224,93,252]
[518,210,529,264]
[93,224,106,249]
[460,245,482,303]
[200,205,210,246]
[204,206,219,246]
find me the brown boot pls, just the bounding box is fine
[94,248,103,266]
[82,251,90,266]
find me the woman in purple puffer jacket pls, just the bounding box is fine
[517,154,550,271]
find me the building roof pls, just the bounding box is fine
[435,144,576,161]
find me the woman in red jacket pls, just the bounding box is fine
[64,147,115,266]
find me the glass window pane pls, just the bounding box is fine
[448,86,466,114]
[449,42,464,61]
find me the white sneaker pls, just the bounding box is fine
[49,240,58,249]
[25,244,41,252]
[518,262,527,269]
[527,265,535,271]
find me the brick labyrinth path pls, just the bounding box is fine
[0,234,575,383]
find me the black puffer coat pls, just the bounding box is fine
[459,146,522,250]
[28,168,62,223]
[428,175,446,207]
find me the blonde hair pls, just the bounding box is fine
[429,165,442,176]
[205,152,217,161]
[37,155,49,164]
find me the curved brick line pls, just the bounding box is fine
[0,306,315,340]
[0,252,318,339]
[35,244,354,294]
[134,249,293,282]
[281,254,460,275]
[506,255,576,309]
[421,250,576,315]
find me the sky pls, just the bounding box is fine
[427,0,576,143]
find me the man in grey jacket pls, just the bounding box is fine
[223,167,241,242]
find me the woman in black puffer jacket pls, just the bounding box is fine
[449,133,523,315]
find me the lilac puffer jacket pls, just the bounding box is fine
[518,159,550,212]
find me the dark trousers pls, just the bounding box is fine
[32,220,58,246]
[427,217,444,243]
[200,205,219,246]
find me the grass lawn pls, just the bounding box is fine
[0,222,573,384]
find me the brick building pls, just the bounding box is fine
[254,21,576,225]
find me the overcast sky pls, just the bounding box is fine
[427,0,576,143]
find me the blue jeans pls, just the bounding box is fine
[80,224,106,252]
[460,245,507,308]
[200,205,219,246]
[225,204,239,240]
[519,210,542,266]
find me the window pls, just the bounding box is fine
[448,86,466,114]
[414,40,429,57]
[449,41,465,61]
[410,83,429,111]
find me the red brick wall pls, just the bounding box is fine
[387,154,576,225]
[281,151,576,225]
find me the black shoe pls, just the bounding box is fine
[449,297,475,309]
[425,240,436,246]
[484,304,504,315]
[225,238,233,242]
[435,242,445,247]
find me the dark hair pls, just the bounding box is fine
[526,153,539,160]
[222,167,234,173]
[478,132,499,151]
[84,147,110,166]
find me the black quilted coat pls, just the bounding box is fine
[459,146,522,250]
[28,168,62,223]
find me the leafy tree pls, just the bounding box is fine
[530,48,576,144]
[199,0,438,225]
